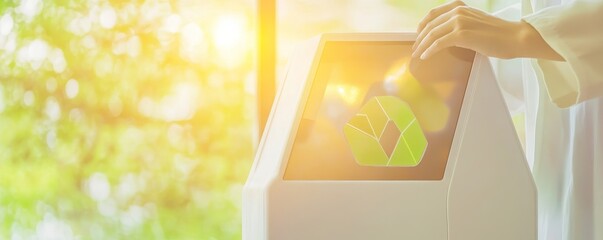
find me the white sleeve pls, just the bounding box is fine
[523,0,603,108]
[490,3,525,114]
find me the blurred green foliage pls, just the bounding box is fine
[0,0,253,239]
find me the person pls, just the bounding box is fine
[412,0,603,239]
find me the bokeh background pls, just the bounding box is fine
[0,0,515,239]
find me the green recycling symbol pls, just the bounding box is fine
[344,96,427,167]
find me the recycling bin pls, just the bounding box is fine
[243,33,536,240]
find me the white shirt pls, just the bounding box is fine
[493,0,603,239]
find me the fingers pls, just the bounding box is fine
[421,31,461,59]
[412,17,456,59]
[416,0,466,33]
[414,6,463,51]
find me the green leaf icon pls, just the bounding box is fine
[344,96,427,167]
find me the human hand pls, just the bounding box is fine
[412,0,564,61]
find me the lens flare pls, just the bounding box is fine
[325,84,361,106]
[212,14,248,67]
